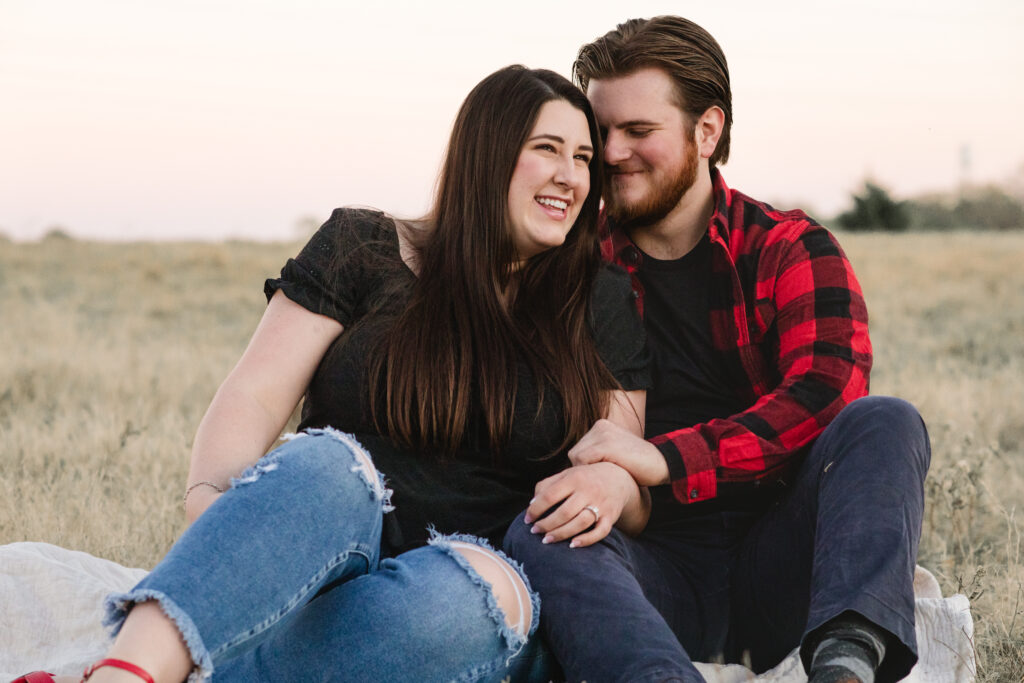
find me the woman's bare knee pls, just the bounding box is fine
[449,542,532,637]
[350,446,376,481]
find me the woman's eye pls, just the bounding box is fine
[535,143,557,152]
[574,154,592,163]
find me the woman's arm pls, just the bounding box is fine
[523,389,650,547]
[183,290,343,523]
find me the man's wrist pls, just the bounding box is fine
[644,441,671,486]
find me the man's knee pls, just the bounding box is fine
[817,396,931,476]
[839,396,921,429]
[502,511,537,557]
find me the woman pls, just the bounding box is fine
[15,65,650,682]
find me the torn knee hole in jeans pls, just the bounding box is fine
[451,542,531,635]
[235,427,395,512]
[429,531,539,661]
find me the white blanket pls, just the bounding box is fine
[0,542,976,681]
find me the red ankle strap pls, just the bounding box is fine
[81,658,156,683]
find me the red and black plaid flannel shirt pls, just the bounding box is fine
[602,171,872,504]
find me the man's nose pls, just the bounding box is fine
[603,130,630,165]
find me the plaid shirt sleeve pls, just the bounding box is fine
[656,217,871,504]
[608,174,872,504]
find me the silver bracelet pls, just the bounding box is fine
[182,481,225,508]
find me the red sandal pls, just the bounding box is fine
[82,659,155,683]
[9,674,58,683]
[9,658,155,683]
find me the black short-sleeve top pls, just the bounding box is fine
[265,208,650,553]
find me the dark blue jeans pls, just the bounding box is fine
[503,396,931,683]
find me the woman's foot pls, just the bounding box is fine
[85,601,192,683]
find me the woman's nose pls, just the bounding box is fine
[554,157,585,189]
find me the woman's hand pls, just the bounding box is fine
[522,461,642,548]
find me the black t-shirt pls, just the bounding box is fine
[636,234,744,435]
[635,234,747,521]
[265,208,651,553]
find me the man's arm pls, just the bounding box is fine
[576,224,871,503]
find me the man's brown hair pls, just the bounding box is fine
[574,16,733,166]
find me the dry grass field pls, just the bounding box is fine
[1,230,1022,680]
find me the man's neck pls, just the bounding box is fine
[629,170,715,260]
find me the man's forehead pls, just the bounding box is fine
[586,68,682,124]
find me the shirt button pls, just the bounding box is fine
[623,247,640,265]
[690,489,699,499]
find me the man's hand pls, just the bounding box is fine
[568,418,670,487]
[523,462,640,548]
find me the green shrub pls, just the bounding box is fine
[837,181,910,232]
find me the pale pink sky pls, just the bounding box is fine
[2,0,1022,240]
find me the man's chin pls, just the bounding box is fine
[606,196,658,228]
[605,191,644,221]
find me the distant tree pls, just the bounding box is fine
[42,225,74,241]
[904,193,957,230]
[954,185,1024,230]
[837,181,910,232]
[904,184,1024,230]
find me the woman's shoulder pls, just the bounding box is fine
[591,263,635,307]
[588,263,649,384]
[294,207,403,272]
[264,207,407,326]
[315,207,399,247]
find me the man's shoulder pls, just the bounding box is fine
[714,181,838,263]
[727,186,822,237]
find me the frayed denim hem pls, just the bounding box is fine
[103,588,212,682]
[427,529,541,665]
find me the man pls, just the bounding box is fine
[504,16,931,683]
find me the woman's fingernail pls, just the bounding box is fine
[569,540,579,549]
[523,514,534,524]
[542,535,554,544]
[531,524,541,534]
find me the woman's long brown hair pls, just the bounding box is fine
[369,65,615,460]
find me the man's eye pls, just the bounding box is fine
[627,129,652,138]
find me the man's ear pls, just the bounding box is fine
[695,106,725,160]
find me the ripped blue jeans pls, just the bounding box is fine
[104,430,548,682]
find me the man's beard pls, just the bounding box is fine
[604,135,698,229]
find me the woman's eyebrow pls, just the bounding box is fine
[527,133,594,152]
